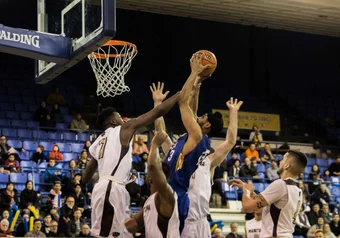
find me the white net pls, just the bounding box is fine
[88,41,138,97]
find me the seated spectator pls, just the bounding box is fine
[68,160,80,179]
[321,169,332,184]
[31,145,47,164]
[259,143,274,163]
[311,183,330,207]
[66,210,84,237]
[62,174,86,198]
[83,141,91,154]
[49,144,64,163]
[320,203,332,224]
[40,113,56,130]
[213,228,223,238]
[0,136,22,164]
[314,230,324,238]
[227,152,239,168]
[46,87,65,106]
[133,136,149,156]
[329,213,340,237]
[34,101,49,123]
[77,150,89,170]
[266,160,279,182]
[307,216,325,238]
[51,104,64,123]
[15,212,30,237]
[329,155,340,177]
[47,182,63,220]
[58,196,78,236]
[47,220,65,237]
[323,223,336,238]
[239,157,258,178]
[74,185,86,213]
[0,183,18,213]
[44,158,63,183]
[0,167,10,175]
[298,172,305,181]
[299,180,310,201]
[244,143,259,162]
[0,211,9,221]
[20,180,39,210]
[0,219,12,237]
[225,223,243,238]
[308,173,323,195]
[310,164,321,178]
[71,113,89,133]
[228,159,241,178]
[249,125,263,145]
[24,219,46,237]
[295,205,311,236]
[134,152,148,173]
[42,214,52,235]
[4,154,20,173]
[308,203,321,226]
[126,179,141,206]
[77,223,92,237]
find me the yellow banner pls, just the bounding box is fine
[212,109,281,131]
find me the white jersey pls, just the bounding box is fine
[260,178,302,238]
[143,192,180,238]
[245,218,262,238]
[89,126,132,182]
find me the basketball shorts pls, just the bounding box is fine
[181,218,211,238]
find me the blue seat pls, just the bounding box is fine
[21,89,34,96]
[33,130,48,140]
[28,105,38,112]
[27,121,39,128]
[39,141,53,151]
[23,141,38,151]
[55,163,64,169]
[2,128,16,138]
[28,172,45,185]
[37,162,48,172]
[328,159,335,166]
[256,164,266,173]
[8,96,22,103]
[0,119,11,126]
[48,132,62,141]
[60,107,68,114]
[304,166,312,174]
[63,132,77,141]
[63,152,74,162]
[20,112,33,120]
[258,172,265,179]
[57,143,71,153]
[0,172,9,183]
[253,183,265,192]
[18,151,29,161]
[71,143,84,153]
[20,161,36,170]
[64,115,73,123]
[316,159,328,167]
[0,103,14,111]
[0,95,9,102]
[15,104,28,112]
[10,173,28,184]
[12,120,26,127]
[5,111,20,120]
[78,133,90,142]
[17,129,33,139]
[7,140,22,148]
[307,158,316,166]
[56,123,68,130]
[225,191,238,200]
[0,112,5,119]
[7,89,19,96]
[22,96,34,104]
[135,178,145,186]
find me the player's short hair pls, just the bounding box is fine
[161,161,171,180]
[207,112,223,137]
[97,107,116,129]
[287,150,307,173]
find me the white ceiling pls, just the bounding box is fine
[116,0,340,37]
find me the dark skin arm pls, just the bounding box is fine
[124,209,144,234]
[82,158,98,184]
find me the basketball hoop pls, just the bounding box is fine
[88,40,138,97]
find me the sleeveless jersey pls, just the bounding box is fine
[165,133,211,231]
[245,218,262,238]
[260,178,302,238]
[89,126,132,183]
[143,192,180,238]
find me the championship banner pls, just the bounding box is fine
[212,109,281,131]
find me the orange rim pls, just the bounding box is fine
[89,40,137,59]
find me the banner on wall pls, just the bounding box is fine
[212,109,281,131]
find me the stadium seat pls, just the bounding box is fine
[17,129,33,139]
[256,164,266,173]
[10,173,28,184]
[20,161,36,173]
[11,119,26,127]
[0,172,9,183]
[20,112,33,120]
[55,163,64,169]
[15,103,28,112]
[60,106,68,114]
[225,191,238,200]
[0,95,9,103]
[28,105,38,112]
[78,133,91,142]
[258,173,265,179]
[0,119,11,126]
[64,115,73,123]
[57,143,71,153]
[9,96,22,103]
[48,132,62,141]
[316,159,328,167]
[37,162,48,172]
[328,159,335,166]
[20,89,34,96]
[0,103,14,111]
[0,112,5,119]
[7,88,20,96]
[71,143,84,153]
[135,178,145,186]
[253,183,265,193]
[22,96,34,104]
[27,121,39,128]
[39,141,53,151]
[307,158,316,166]
[56,123,68,130]
[35,97,45,104]
[63,152,74,162]
[304,166,312,174]
[5,111,20,120]
[33,130,48,140]
[28,172,44,186]
[7,140,22,148]
[2,128,16,138]
[23,141,38,151]
[63,132,77,141]
[18,151,29,161]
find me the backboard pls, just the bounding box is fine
[35,0,116,84]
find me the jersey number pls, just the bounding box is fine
[99,138,107,160]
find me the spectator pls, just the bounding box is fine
[244,143,259,162]
[298,172,305,181]
[315,230,324,238]
[20,180,39,210]
[31,145,47,164]
[66,210,84,237]
[295,205,311,236]
[298,180,310,202]
[46,87,65,106]
[77,150,89,170]
[62,173,85,198]
[307,216,325,238]
[74,184,86,213]
[46,181,63,218]
[49,144,64,163]
[308,203,321,226]
[329,156,340,177]
[67,160,80,179]
[44,158,63,183]
[0,183,18,213]
[323,223,336,238]
[34,101,49,123]
[47,220,65,237]
[213,228,223,238]
[228,159,241,178]
[50,104,64,123]
[329,213,340,237]
[83,141,91,154]
[311,183,330,207]
[0,219,12,237]
[24,219,46,237]
[133,136,149,156]
[40,114,56,131]
[227,152,239,167]
[41,214,52,235]
[249,125,263,145]
[266,160,280,182]
[321,169,332,184]
[0,211,8,221]
[71,113,89,133]
[320,203,332,224]
[0,136,20,164]
[313,141,321,158]
[225,222,243,238]
[259,143,274,163]
[15,212,30,237]
[134,152,148,173]
[239,157,258,178]
[58,196,78,236]
[4,154,20,173]
[126,178,141,206]
[310,164,321,178]
[77,224,92,237]
[308,172,323,195]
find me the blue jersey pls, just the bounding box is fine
[165,133,211,232]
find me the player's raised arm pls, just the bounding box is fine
[189,74,209,118]
[150,82,173,155]
[120,91,180,147]
[148,131,175,216]
[178,54,209,146]
[209,97,243,171]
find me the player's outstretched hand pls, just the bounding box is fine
[152,131,168,147]
[124,218,138,233]
[190,53,210,75]
[226,97,243,111]
[228,178,245,189]
[150,82,170,105]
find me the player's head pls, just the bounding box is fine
[97,107,123,130]
[315,230,324,238]
[278,150,307,177]
[197,112,223,137]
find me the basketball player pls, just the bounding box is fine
[245,208,262,238]
[124,131,180,237]
[150,53,224,232]
[229,150,308,238]
[82,91,180,238]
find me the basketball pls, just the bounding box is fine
[196,50,217,77]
